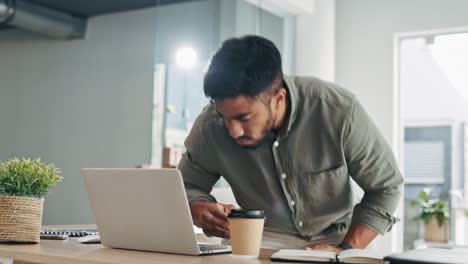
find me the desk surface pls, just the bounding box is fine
[0,225,285,264]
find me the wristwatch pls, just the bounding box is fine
[337,242,354,250]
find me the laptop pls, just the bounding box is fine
[81,168,231,255]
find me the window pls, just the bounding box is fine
[398,30,468,249]
[403,124,453,250]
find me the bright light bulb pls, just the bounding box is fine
[176,47,198,69]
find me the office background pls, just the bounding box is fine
[1,0,468,253]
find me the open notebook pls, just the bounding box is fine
[270,249,384,264]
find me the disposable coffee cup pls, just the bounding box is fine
[228,209,266,258]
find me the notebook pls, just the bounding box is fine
[384,248,468,264]
[270,249,384,264]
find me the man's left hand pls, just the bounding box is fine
[304,244,344,252]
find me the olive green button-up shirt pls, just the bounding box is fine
[178,76,403,238]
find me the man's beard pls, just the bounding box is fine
[240,108,276,150]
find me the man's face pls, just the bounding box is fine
[214,95,277,148]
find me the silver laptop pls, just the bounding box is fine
[82,168,231,255]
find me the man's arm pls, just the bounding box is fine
[343,97,403,238]
[341,224,377,248]
[177,116,235,238]
[178,119,220,203]
[306,96,403,251]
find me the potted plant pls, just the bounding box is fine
[0,158,62,243]
[410,189,450,242]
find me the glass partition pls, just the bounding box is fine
[151,0,296,167]
[151,0,298,202]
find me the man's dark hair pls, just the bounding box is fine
[204,35,283,100]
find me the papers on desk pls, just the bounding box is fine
[384,248,468,264]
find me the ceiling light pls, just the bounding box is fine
[176,47,198,69]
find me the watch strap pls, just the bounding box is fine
[337,242,354,250]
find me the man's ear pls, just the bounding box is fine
[273,88,287,109]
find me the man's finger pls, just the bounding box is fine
[210,205,229,221]
[203,227,226,238]
[304,244,320,250]
[223,204,236,213]
[210,226,230,239]
[304,244,341,252]
[203,229,215,237]
[201,226,230,237]
[202,213,229,230]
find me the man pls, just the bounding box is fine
[178,35,403,251]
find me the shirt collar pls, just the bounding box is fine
[282,75,298,135]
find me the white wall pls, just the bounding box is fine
[0,7,157,225]
[295,0,335,82]
[336,0,468,145]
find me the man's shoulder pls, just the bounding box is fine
[290,76,356,111]
[191,103,226,137]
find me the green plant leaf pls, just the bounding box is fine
[436,212,447,227]
[410,190,452,224]
[419,191,428,200]
[0,157,62,197]
[420,212,433,224]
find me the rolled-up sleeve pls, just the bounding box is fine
[177,119,221,204]
[343,97,404,235]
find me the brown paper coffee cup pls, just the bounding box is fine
[228,209,265,258]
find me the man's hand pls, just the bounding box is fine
[189,200,236,239]
[304,244,343,252]
[304,224,378,252]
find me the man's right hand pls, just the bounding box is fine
[189,200,236,239]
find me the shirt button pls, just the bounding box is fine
[299,221,303,227]
[290,200,295,206]
[273,141,279,147]
[281,173,287,180]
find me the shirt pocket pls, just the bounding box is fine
[299,165,350,205]
[300,164,344,175]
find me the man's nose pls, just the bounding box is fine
[228,121,244,139]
